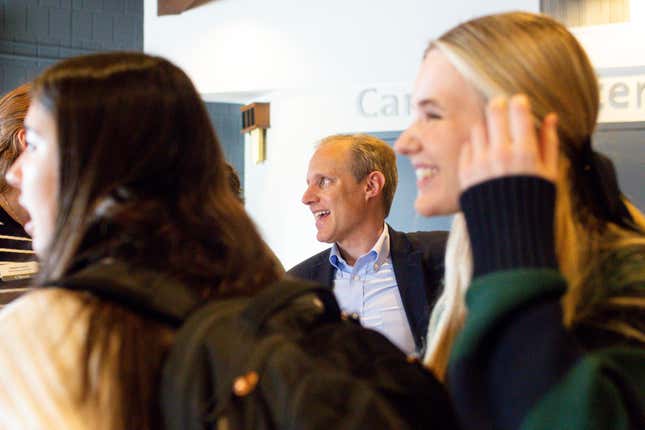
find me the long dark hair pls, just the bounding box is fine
[30,52,281,428]
[33,52,280,293]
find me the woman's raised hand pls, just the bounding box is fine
[459,94,559,191]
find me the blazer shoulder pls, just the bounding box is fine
[390,227,448,255]
[405,230,448,252]
[287,248,332,279]
[392,229,448,285]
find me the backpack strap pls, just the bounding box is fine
[160,297,250,430]
[52,260,339,331]
[240,276,341,332]
[53,261,347,429]
[50,258,201,326]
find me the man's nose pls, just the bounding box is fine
[301,185,317,205]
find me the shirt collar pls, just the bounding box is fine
[329,223,390,272]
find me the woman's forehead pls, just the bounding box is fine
[412,50,479,109]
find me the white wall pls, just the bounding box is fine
[146,0,645,269]
[145,0,537,95]
[572,0,645,70]
[572,1,645,122]
[145,0,540,268]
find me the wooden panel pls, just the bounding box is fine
[158,0,215,16]
[240,103,270,133]
[541,0,629,26]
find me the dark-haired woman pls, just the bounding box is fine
[0,53,282,428]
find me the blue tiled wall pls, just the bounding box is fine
[1,0,244,184]
[0,0,143,93]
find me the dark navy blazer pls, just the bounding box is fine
[288,226,447,352]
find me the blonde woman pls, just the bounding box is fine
[395,12,645,430]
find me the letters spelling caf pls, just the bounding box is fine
[357,88,412,118]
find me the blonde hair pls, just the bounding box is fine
[423,12,645,379]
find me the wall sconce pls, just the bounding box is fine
[241,102,270,164]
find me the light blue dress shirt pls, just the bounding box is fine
[329,225,416,355]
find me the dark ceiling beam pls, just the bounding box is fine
[158,0,215,16]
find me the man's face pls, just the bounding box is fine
[302,141,369,247]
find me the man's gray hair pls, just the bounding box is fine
[318,134,398,217]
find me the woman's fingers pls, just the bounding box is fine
[509,94,538,155]
[460,94,558,191]
[540,113,559,182]
[487,97,511,151]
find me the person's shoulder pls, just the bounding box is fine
[2,287,77,309]
[287,248,332,278]
[521,346,645,430]
[391,227,448,253]
[0,288,89,429]
[0,288,88,334]
[404,229,449,243]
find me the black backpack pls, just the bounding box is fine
[61,259,459,430]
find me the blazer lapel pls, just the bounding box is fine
[311,249,334,288]
[389,226,429,350]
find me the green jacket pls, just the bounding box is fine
[448,177,644,430]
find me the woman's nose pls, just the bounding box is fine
[394,126,421,155]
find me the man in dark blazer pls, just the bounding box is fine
[288,134,446,355]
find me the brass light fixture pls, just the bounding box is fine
[241,103,270,164]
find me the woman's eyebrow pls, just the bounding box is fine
[416,98,443,110]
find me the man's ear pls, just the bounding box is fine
[17,128,26,151]
[364,171,385,201]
